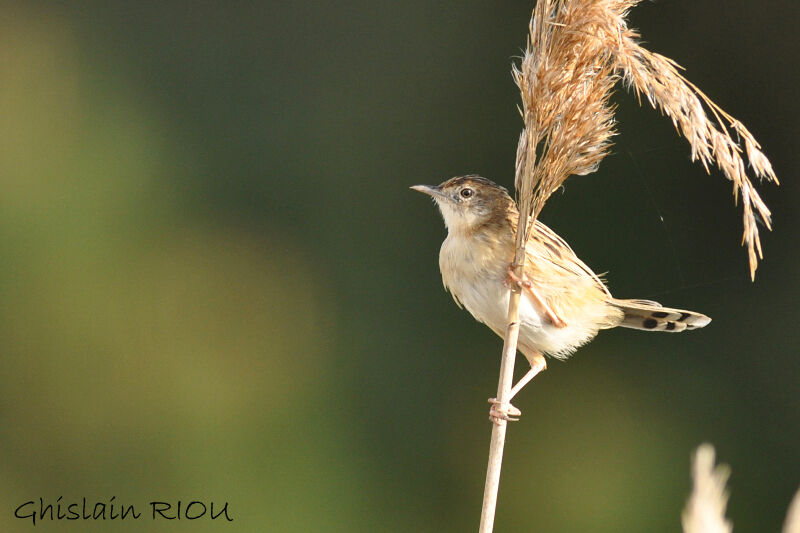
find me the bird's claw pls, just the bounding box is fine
[504,264,567,328]
[504,266,531,290]
[488,398,521,424]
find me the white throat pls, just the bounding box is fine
[436,200,483,234]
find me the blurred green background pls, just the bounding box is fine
[1,1,797,531]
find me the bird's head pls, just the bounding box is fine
[411,175,515,234]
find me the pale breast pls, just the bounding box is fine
[439,232,534,335]
[439,231,616,359]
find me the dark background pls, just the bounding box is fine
[1,1,797,531]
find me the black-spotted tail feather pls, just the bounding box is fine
[612,299,711,332]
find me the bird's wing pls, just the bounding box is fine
[526,220,612,297]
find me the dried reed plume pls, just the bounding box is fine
[682,445,733,533]
[513,0,778,278]
[681,445,800,533]
[785,488,800,533]
[514,0,618,239]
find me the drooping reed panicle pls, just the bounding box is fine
[513,0,778,278]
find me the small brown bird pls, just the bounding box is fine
[413,175,711,421]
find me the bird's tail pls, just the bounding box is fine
[611,299,711,332]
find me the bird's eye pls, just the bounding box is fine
[460,188,474,198]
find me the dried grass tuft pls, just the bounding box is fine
[514,0,778,278]
[682,444,733,533]
[514,0,621,238]
[785,487,800,533]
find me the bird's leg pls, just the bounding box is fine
[487,352,546,423]
[509,352,546,400]
[487,351,546,423]
[505,265,567,328]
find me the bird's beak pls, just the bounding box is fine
[410,184,446,200]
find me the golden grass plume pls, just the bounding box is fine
[785,487,800,533]
[682,444,733,533]
[514,0,778,278]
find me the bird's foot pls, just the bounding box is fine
[488,398,521,424]
[504,264,567,328]
[504,265,532,290]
